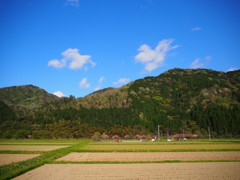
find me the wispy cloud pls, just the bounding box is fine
[53,91,65,97]
[190,56,211,69]
[48,48,96,70]
[191,27,202,31]
[135,39,179,73]
[227,67,239,72]
[94,87,101,91]
[94,76,105,91]
[65,0,79,7]
[205,56,212,61]
[79,78,90,89]
[48,59,65,68]
[113,78,130,86]
[190,58,204,69]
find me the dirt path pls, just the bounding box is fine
[0,145,69,151]
[56,152,240,162]
[13,162,240,180]
[0,154,40,166]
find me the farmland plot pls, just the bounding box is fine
[56,151,240,162]
[0,145,69,151]
[0,154,40,166]
[83,144,240,151]
[13,162,240,180]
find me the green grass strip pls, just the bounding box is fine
[90,142,240,145]
[0,140,90,180]
[73,149,240,152]
[50,160,240,164]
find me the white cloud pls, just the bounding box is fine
[48,48,96,70]
[94,76,105,91]
[65,0,79,7]
[113,78,130,85]
[98,76,105,83]
[227,67,239,72]
[53,91,65,97]
[191,27,202,31]
[205,56,212,61]
[135,39,178,72]
[48,59,65,68]
[79,78,90,89]
[94,86,101,91]
[190,58,204,69]
[190,56,211,69]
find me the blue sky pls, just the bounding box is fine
[0,0,239,97]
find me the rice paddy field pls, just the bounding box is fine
[82,143,240,152]
[0,139,240,180]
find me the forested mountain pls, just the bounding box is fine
[0,68,240,139]
[0,85,59,110]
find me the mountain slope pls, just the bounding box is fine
[0,85,59,110]
[73,68,240,109]
[0,68,239,138]
[128,68,240,107]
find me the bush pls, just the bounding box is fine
[112,135,119,139]
[101,133,109,139]
[91,132,101,141]
[124,135,130,139]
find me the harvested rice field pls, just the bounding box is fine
[1,139,239,179]
[0,154,40,166]
[83,144,240,151]
[0,145,69,151]
[13,162,240,180]
[56,151,240,162]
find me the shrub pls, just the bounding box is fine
[112,135,119,139]
[91,132,101,141]
[101,133,109,139]
[124,135,130,139]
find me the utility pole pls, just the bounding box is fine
[158,125,160,141]
[208,127,211,141]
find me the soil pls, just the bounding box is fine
[56,152,240,162]
[13,162,240,180]
[0,145,69,151]
[0,154,40,166]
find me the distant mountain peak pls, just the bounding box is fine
[0,84,59,109]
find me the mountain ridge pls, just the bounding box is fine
[0,68,239,139]
[0,84,59,110]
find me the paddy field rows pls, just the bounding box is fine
[13,163,240,180]
[82,143,240,151]
[0,139,240,180]
[0,154,40,166]
[56,151,240,162]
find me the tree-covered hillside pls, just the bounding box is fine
[0,68,239,139]
[0,85,59,110]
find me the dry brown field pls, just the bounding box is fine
[2,139,239,179]
[83,144,240,151]
[0,145,69,151]
[0,154,40,166]
[56,151,240,162]
[13,162,240,180]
